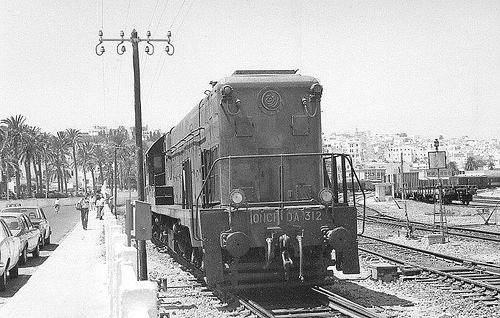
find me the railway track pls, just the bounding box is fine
[359,198,500,243]
[239,286,388,318]
[159,245,388,318]
[358,235,500,306]
[363,213,500,243]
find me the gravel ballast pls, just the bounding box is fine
[143,190,499,317]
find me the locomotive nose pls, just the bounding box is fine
[326,227,350,251]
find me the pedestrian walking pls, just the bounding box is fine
[54,198,61,214]
[108,195,114,213]
[77,194,90,230]
[96,195,105,220]
[90,194,96,213]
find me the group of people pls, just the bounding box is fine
[76,193,108,230]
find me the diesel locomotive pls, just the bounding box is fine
[145,70,364,290]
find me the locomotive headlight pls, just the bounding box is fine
[318,188,334,205]
[221,85,233,98]
[230,189,246,208]
[309,83,323,100]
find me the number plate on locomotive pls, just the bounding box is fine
[249,209,322,225]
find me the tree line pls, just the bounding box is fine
[0,114,139,199]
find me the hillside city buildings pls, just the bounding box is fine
[3,127,500,198]
[322,130,500,189]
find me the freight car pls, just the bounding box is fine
[145,70,364,290]
[411,178,475,205]
[449,175,489,189]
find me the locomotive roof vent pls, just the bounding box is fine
[232,70,298,76]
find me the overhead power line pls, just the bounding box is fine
[144,0,195,110]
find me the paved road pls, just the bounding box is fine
[0,203,81,306]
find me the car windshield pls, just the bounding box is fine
[4,208,40,219]
[2,217,21,231]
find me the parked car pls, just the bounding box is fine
[1,206,51,247]
[0,218,21,291]
[0,212,41,265]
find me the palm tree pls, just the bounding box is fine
[0,126,18,199]
[465,156,486,171]
[52,131,72,193]
[108,127,130,197]
[120,144,136,191]
[32,130,50,195]
[77,141,96,194]
[19,125,41,197]
[66,129,82,194]
[93,142,107,187]
[1,115,26,198]
[447,161,460,176]
[31,132,57,197]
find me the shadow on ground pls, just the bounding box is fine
[0,243,60,303]
[326,281,414,308]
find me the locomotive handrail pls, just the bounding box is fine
[344,155,366,235]
[192,152,367,241]
[164,127,205,157]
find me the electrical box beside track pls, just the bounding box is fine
[134,200,152,240]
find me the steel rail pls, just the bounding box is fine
[312,286,388,318]
[358,236,500,293]
[362,215,500,243]
[238,296,276,318]
[359,234,500,270]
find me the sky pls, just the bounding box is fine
[1,0,499,140]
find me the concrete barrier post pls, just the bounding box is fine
[109,234,128,293]
[118,264,158,318]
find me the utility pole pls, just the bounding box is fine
[96,29,174,281]
[114,147,118,217]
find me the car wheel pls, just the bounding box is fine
[33,244,40,258]
[0,271,6,291]
[44,235,51,245]
[9,262,19,278]
[19,246,28,265]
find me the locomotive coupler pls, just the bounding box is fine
[296,233,304,282]
[280,234,293,281]
[263,227,282,269]
[264,234,276,269]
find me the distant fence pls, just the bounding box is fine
[0,197,81,210]
[0,190,138,210]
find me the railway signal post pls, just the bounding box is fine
[95,29,175,280]
[429,139,448,243]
